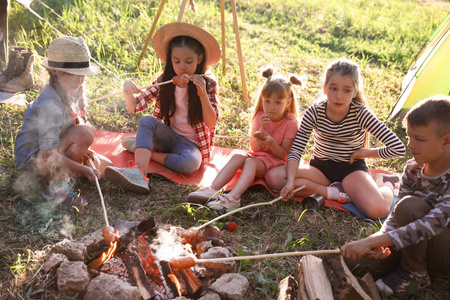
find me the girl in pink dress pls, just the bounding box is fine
[188,68,301,209]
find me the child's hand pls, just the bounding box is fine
[82,165,101,181]
[123,80,141,95]
[349,147,370,164]
[280,181,295,200]
[259,113,271,131]
[190,74,207,96]
[341,239,391,259]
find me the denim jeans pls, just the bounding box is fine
[135,115,202,174]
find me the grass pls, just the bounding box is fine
[1,0,450,298]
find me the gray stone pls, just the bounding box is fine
[210,273,249,300]
[200,247,237,277]
[52,238,87,261]
[57,261,90,297]
[83,273,140,300]
[43,253,67,273]
[196,240,213,255]
[198,291,221,300]
[79,228,105,253]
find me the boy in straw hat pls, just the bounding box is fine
[14,36,111,208]
[105,22,221,194]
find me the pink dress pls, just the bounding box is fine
[247,111,299,170]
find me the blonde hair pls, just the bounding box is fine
[251,68,302,130]
[324,58,370,147]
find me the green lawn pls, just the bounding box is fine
[1,0,449,298]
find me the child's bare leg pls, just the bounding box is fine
[343,171,393,219]
[134,148,154,176]
[210,154,247,190]
[37,125,93,182]
[228,158,266,200]
[60,125,94,162]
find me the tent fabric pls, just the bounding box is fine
[389,13,450,122]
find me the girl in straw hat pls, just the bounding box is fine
[15,36,111,208]
[105,22,220,194]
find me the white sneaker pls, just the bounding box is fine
[207,194,241,210]
[187,187,220,203]
[373,173,401,196]
[122,136,136,153]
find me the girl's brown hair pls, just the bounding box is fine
[324,58,370,147]
[159,35,207,127]
[251,68,301,130]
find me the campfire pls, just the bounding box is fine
[42,217,244,299]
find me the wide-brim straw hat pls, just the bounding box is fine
[41,36,100,76]
[153,22,221,68]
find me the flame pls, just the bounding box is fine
[88,238,119,269]
[168,274,182,297]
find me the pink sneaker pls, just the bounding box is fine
[187,187,220,203]
[207,194,241,210]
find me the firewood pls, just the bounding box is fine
[361,273,381,300]
[298,255,333,300]
[277,275,297,300]
[322,254,372,300]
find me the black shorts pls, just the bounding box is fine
[309,158,369,183]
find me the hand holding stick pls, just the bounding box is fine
[181,185,306,243]
[169,249,340,270]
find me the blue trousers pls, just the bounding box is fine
[135,116,202,174]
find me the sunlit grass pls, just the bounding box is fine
[2,0,449,298]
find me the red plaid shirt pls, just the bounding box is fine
[134,75,219,163]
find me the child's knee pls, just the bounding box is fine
[394,195,430,225]
[265,167,287,190]
[138,115,159,129]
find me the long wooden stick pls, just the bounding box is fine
[87,74,210,103]
[197,249,340,264]
[177,0,188,22]
[198,185,305,231]
[87,79,173,103]
[89,159,109,227]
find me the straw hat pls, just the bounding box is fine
[41,36,100,76]
[153,22,220,68]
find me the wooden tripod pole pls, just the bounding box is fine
[230,0,249,105]
[220,0,226,74]
[136,0,166,69]
[177,0,188,22]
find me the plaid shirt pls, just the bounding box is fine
[134,75,219,163]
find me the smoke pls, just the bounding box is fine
[150,227,190,261]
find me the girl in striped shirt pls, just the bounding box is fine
[270,58,405,219]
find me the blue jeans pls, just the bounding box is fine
[135,116,202,174]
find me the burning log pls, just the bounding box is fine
[87,217,156,267]
[121,249,157,300]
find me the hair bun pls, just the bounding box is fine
[262,68,273,79]
[289,75,302,87]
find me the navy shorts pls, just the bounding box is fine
[309,158,370,183]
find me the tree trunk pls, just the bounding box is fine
[0,0,9,71]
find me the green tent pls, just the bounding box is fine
[389,13,450,122]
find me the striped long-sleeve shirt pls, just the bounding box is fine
[382,160,450,250]
[288,100,405,163]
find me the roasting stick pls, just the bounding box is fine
[181,185,306,243]
[88,159,116,245]
[87,74,210,103]
[169,249,341,270]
